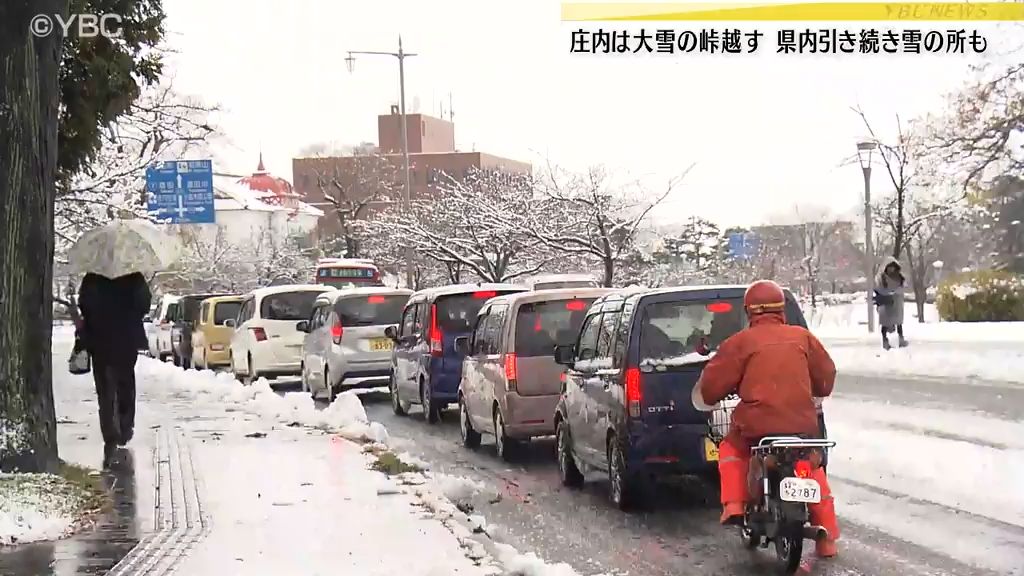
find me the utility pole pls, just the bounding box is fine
[857,141,878,333]
[346,37,418,289]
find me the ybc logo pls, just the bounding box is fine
[30,13,123,39]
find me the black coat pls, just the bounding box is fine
[78,272,152,360]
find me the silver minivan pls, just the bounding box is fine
[298,287,413,402]
[455,287,617,460]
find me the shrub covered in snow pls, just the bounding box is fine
[936,270,1024,322]
[0,467,102,546]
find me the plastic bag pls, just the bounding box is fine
[69,339,91,375]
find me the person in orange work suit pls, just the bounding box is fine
[696,280,840,558]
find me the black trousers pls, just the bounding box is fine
[92,353,138,445]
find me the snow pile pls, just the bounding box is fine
[136,359,387,444]
[433,473,489,507]
[0,473,92,546]
[493,543,588,576]
[950,283,979,299]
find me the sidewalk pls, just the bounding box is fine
[1,329,503,576]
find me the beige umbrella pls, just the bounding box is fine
[68,219,182,279]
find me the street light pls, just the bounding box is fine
[346,37,417,289]
[856,140,878,333]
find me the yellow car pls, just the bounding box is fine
[191,295,243,369]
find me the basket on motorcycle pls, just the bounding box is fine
[708,393,740,442]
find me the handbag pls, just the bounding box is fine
[69,337,91,375]
[873,290,894,306]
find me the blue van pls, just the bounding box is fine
[552,285,810,509]
[387,284,527,423]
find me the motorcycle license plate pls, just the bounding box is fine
[779,477,821,503]
[703,437,719,462]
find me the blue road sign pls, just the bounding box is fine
[146,160,215,224]
[727,232,760,259]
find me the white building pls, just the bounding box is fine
[184,155,323,248]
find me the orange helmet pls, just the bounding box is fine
[744,280,786,316]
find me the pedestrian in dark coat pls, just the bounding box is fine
[77,272,152,460]
[875,256,908,349]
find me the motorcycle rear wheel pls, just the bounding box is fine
[774,524,804,574]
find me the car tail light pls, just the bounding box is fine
[429,304,442,356]
[251,327,268,342]
[368,295,386,304]
[472,291,497,299]
[210,344,225,351]
[625,367,642,418]
[504,353,518,392]
[707,302,733,313]
[559,372,566,383]
[565,299,587,311]
[331,321,343,345]
[794,459,812,479]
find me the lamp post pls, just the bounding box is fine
[856,140,878,333]
[346,37,417,289]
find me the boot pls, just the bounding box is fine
[720,501,745,526]
[898,336,908,348]
[882,335,891,350]
[815,537,838,558]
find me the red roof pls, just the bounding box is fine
[236,153,298,205]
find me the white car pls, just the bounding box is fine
[147,295,180,360]
[298,287,412,402]
[228,285,333,384]
[522,273,601,290]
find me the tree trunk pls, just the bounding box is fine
[602,256,614,287]
[0,0,65,473]
[905,243,928,323]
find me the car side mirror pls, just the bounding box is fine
[143,315,152,323]
[223,319,236,328]
[384,325,398,341]
[454,336,471,356]
[553,344,575,366]
[296,320,309,333]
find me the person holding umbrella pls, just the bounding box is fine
[68,219,180,465]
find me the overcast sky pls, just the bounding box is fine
[162,0,1010,227]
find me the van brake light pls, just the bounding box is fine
[504,353,518,392]
[564,299,587,311]
[473,291,497,299]
[429,304,443,356]
[331,321,343,344]
[625,367,642,418]
[368,295,385,304]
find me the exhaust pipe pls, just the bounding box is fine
[803,525,828,541]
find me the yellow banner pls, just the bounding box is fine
[561,2,1024,21]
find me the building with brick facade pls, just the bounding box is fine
[292,108,531,239]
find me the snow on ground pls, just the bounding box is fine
[826,396,1024,573]
[801,300,1024,382]
[129,355,596,576]
[0,472,93,546]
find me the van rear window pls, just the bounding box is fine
[214,301,241,325]
[261,292,322,321]
[435,291,518,333]
[639,299,747,366]
[514,299,596,357]
[334,294,409,327]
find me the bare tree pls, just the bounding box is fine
[530,164,692,287]
[367,168,548,283]
[306,153,399,258]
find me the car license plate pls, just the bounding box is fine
[779,477,821,503]
[704,437,719,462]
[369,338,393,352]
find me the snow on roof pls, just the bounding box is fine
[248,284,334,298]
[213,174,324,217]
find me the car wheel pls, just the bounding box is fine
[390,374,408,417]
[421,380,439,424]
[325,367,335,404]
[608,437,645,510]
[494,408,519,461]
[459,396,481,449]
[557,420,584,488]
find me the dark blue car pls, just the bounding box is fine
[552,285,809,509]
[387,284,527,423]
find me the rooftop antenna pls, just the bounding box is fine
[449,92,454,123]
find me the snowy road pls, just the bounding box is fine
[349,371,1024,576]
